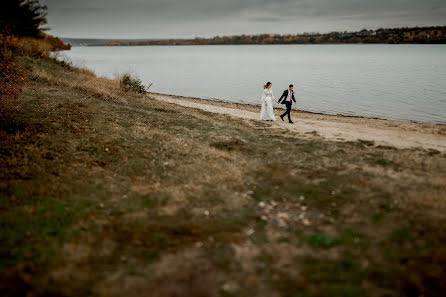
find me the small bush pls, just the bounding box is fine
[16,37,51,58]
[1,32,71,111]
[42,34,71,51]
[121,73,150,94]
[0,34,27,110]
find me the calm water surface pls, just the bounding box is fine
[61,45,446,124]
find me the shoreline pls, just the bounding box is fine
[149,91,446,126]
[148,92,446,152]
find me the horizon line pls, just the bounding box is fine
[55,24,446,40]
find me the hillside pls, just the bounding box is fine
[1,56,446,297]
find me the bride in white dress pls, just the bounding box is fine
[260,82,276,121]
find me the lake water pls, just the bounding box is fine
[61,45,446,124]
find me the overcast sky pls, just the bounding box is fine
[43,0,446,39]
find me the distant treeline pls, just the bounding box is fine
[93,26,446,46]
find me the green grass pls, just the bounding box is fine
[390,228,416,243]
[297,254,364,297]
[376,158,388,166]
[0,197,88,269]
[308,232,339,248]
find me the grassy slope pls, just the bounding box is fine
[1,57,446,297]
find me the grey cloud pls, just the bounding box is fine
[42,0,446,38]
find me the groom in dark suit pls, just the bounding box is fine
[278,84,296,123]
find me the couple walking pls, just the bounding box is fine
[260,82,296,123]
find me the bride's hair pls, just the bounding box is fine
[264,82,272,89]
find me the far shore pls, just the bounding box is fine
[148,92,446,152]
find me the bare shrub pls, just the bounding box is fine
[121,73,151,94]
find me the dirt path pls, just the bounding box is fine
[150,93,446,152]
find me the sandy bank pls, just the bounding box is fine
[149,93,446,152]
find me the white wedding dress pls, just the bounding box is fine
[260,88,276,121]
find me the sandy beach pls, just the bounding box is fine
[149,93,446,152]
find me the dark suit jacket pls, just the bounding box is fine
[278,89,296,105]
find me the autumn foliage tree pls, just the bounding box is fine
[0,0,49,109]
[0,34,26,110]
[0,0,48,37]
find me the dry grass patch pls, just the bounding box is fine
[26,57,127,102]
[1,56,446,297]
